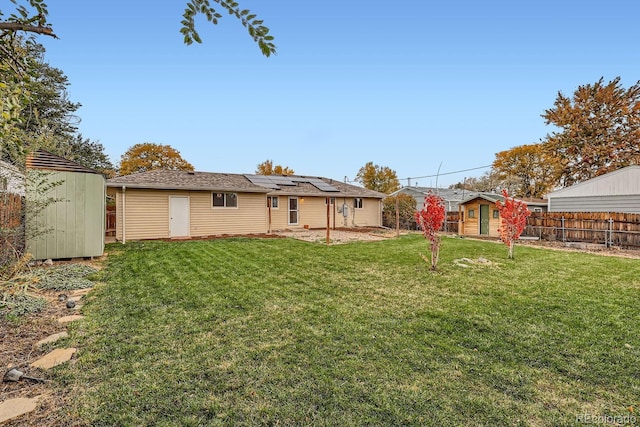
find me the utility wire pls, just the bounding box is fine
[400,164,492,182]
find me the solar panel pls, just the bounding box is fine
[245,174,339,192]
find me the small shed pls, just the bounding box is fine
[26,150,105,260]
[546,166,640,213]
[458,192,547,237]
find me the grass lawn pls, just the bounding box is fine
[57,235,640,426]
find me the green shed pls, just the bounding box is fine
[26,150,105,260]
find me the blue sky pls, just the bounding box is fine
[39,0,640,187]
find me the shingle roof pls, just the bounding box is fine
[107,170,385,198]
[26,150,101,174]
[107,170,270,193]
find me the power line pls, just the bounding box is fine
[400,164,492,182]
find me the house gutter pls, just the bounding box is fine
[122,185,126,244]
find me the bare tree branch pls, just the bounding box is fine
[0,23,57,38]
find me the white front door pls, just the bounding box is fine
[169,196,190,237]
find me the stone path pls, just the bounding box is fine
[0,397,41,424]
[1,286,92,424]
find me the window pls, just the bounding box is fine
[468,208,475,218]
[212,192,237,208]
[325,197,336,205]
[534,207,542,213]
[354,198,363,209]
[269,196,279,209]
[493,209,500,219]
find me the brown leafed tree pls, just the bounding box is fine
[355,162,400,194]
[382,193,417,229]
[255,159,295,175]
[542,77,640,186]
[492,143,560,198]
[119,143,194,176]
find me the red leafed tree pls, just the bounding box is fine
[415,193,446,270]
[495,189,531,259]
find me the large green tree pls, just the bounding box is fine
[355,162,400,194]
[542,77,640,186]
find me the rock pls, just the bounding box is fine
[43,259,54,266]
[66,300,76,309]
[58,314,84,324]
[67,295,83,303]
[58,294,67,301]
[3,368,23,382]
[477,257,490,264]
[0,396,41,423]
[30,348,77,370]
[35,331,68,348]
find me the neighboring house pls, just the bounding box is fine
[26,150,106,260]
[546,166,640,213]
[0,160,25,196]
[391,186,476,212]
[106,170,385,242]
[458,192,547,237]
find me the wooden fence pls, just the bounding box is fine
[0,192,22,228]
[106,204,116,236]
[524,212,640,248]
[0,193,24,267]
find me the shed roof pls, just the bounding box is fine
[26,150,102,174]
[460,192,547,207]
[107,170,385,198]
[547,166,640,198]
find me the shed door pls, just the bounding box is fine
[480,204,490,235]
[169,196,190,237]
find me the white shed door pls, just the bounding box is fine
[169,196,190,237]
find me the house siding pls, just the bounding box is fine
[114,189,267,241]
[548,195,640,213]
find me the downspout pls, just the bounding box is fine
[122,185,126,244]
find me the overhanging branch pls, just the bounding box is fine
[0,23,57,38]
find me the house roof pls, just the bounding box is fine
[107,170,385,199]
[26,149,101,174]
[460,192,547,207]
[546,165,640,198]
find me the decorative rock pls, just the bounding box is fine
[58,314,84,324]
[0,396,41,423]
[3,368,24,382]
[30,348,77,370]
[35,331,68,348]
[66,300,76,309]
[43,259,54,266]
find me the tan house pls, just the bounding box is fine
[106,170,385,242]
[458,193,547,237]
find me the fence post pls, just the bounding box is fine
[607,218,613,248]
[561,216,566,243]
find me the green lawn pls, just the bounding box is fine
[57,235,640,426]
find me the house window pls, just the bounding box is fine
[269,196,279,209]
[325,197,335,205]
[354,198,363,209]
[493,209,500,219]
[468,208,475,218]
[534,207,542,213]
[212,192,237,208]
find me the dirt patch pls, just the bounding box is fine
[274,228,399,244]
